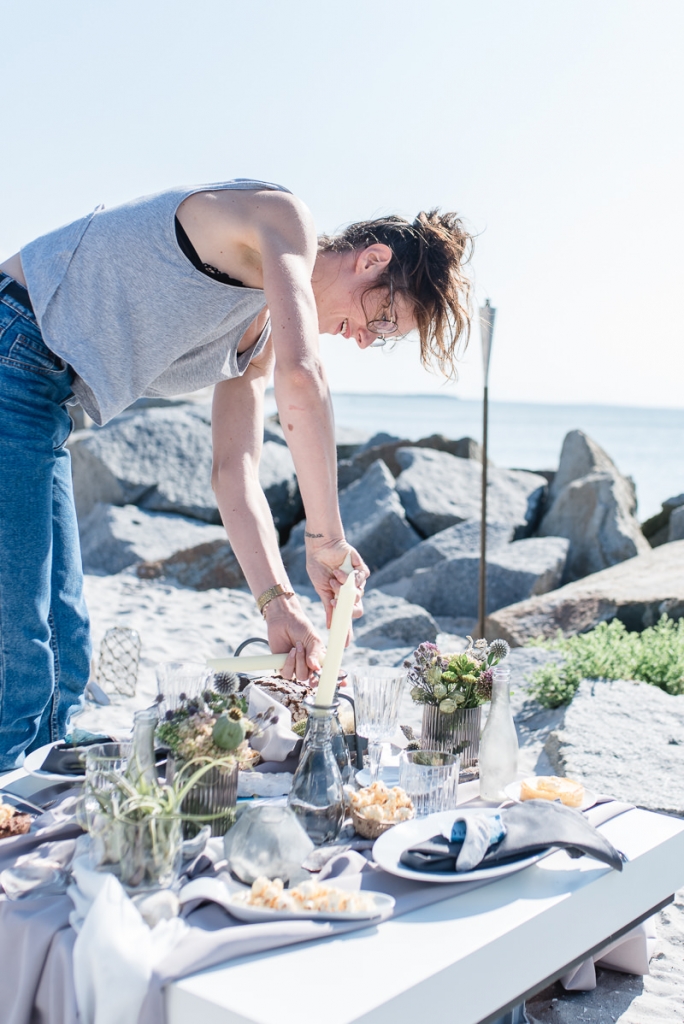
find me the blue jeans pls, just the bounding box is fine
[0,274,91,770]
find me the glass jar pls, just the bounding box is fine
[288,705,344,845]
[420,704,482,768]
[166,756,238,839]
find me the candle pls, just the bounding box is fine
[207,654,287,673]
[315,553,356,707]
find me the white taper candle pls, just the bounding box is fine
[207,654,287,673]
[315,552,356,706]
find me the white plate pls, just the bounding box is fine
[504,780,597,812]
[372,809,549,883]
[225,889,395,923]
[355,767,400,788]
[23,743,86,781]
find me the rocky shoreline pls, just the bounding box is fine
[67,395,683,1024]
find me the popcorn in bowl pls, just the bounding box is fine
[234,876,377,915]
[345,781,414,838]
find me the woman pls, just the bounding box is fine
[0,178,472,770]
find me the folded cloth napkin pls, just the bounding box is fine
[401,800,625,874]
[246,683,300,762]
[40,733,114,776]
[437,812,507,872]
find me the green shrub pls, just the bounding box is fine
[528,616,684,708]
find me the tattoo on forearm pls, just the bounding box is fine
[305,531,324,539]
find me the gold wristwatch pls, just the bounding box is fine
[257,584,295,617]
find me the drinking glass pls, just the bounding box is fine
[351,668,406,783]
[399,750,460,817]
[156,662,212,712]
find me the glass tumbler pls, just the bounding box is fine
[156,661,213,712]
[399,750,460,817]
[351,667,406,783]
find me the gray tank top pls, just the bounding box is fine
[21,178,291,425]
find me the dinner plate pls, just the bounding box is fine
[503,781,597,812]
[372,809,549,883]
[23,743,86,781]
[355,767,400,788]
[225,889,395,923]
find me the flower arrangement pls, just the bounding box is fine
[155,673,277,768]
[405,637,511,713]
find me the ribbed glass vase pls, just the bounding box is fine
[420,704,482,768]
[167,758,238,839]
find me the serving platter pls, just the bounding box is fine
[372,809,549,884]
[226,890,395,923]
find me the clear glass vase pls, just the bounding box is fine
[288,705,344,846]
[166,757,238,839]
[302,696,353,785]
[116,816,182,893]
[420,704,482,768]
[478,663,518,802]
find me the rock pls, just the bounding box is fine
[334,425,371,459]
[644,493,684,547]
[669,505,684,542]
[538,430,649,581]
[369,519,515,589]
[137,538,245,590]
[352,591,438,649]
[257,441,303,535]
[486,539,684,645]
[338,433,484,486]
[79,503,227,575]
[283,460,420,583]
[544,678,684,816]
[69,407,302,533]
[377,536,569,619]
[394,447,547,538]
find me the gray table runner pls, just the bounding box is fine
[0,799,637,1024]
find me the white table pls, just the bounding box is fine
[3,771,683,1024]
[166,807,684,1024]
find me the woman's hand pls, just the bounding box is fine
[263,595,326,683]
[305,537,369,629]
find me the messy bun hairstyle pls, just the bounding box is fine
[318,210,473,378]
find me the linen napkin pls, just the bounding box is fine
[400,801,625,874]
[245,683,300,762]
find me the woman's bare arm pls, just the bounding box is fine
[211,356,325,681]
[252,192,368,625]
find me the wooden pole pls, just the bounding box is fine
[478,383,488,640]
[477,300,496,641]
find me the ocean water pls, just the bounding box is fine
[327,395,684,522]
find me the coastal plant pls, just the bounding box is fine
[528,615,684,708]
[405,637,510,712]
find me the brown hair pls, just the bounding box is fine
[318,210,473,378]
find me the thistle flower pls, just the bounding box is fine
[406,740,421,751]
[488,638,510,662]
[214,671,239,695]
[476,668,493,702]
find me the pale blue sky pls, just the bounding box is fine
[2,0,682,406]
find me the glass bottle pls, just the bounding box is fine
[478,663,518,802]
[302,696,353,785]
[288,705,344,845]
[125,708,159,791]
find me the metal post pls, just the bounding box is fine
[478,300,496,641]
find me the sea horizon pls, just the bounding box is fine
[265,392,683,523]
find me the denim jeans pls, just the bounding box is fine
[0,274,91,770]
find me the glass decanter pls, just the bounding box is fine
[302,696,353,785]
[478,663,519,802]
[125,707,159,790]
[288,705,344,845]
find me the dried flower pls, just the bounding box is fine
[488,638,510,661]
[214,671,240,696]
